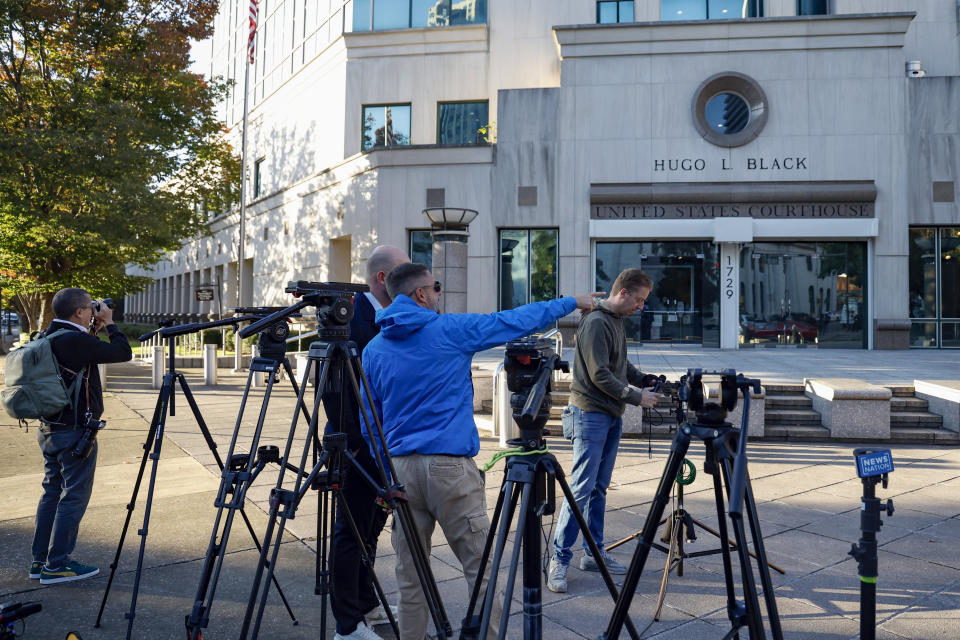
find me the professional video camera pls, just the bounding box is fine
[1,601,41,640]
[503,333,568,449]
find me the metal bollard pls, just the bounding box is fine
[495,365,516,448]
[151,346,164,389]
[295,353,311,387]
[98,363,107,392]
[251,345,264,387]
[203,344,218,386]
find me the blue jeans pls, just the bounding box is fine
[552,406,622,565]
[31,428,98,568]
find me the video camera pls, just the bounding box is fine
[503,333,568,449]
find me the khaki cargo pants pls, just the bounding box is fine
[391,453,502,640]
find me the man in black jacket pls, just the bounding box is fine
[323,245,409,640]
[30,288,132,585]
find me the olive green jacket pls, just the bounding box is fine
[569,301,646,417]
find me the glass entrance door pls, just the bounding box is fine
[739,242,867,348]
[595,241,719,346]
[909,227,960,348]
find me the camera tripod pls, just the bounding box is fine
[95,317,300,640]
[186,284,451,640]
[600,373,783,640]
[182,311,314,640]
[461,338,639,640]
[608,385,784,622]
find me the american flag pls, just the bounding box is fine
[248,0,258,64]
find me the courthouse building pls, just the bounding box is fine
[126,0,960,349]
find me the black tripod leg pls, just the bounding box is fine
[462,478,510,640]
[283,357,312,426]
[740,467,784,640]
[94,372,172,629]
[707,448,741,639]
[551,463,640,640]
[600,429,692,640]
[122,372,177,640]
[718,453,765,640]
[486,481,526,640]
[175,373,299,625]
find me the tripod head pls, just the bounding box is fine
[503,333,569,450]
[237,281,368,344]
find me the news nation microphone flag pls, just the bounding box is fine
[248,0,258,64]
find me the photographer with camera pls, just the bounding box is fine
[321,245,410,640]
[359,262,600,640]
[29,288,132,585]
[547,268,659,593]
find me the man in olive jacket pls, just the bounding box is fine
[547,268,659,593]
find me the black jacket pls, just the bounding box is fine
[321,293,380,450]
[44,320,133,425]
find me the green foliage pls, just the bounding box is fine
[0,0,240,316]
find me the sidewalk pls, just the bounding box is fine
[1,359,959,639]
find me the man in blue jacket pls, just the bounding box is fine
[360,262,599,640]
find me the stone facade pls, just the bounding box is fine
[125,1,960,351]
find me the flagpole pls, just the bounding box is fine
[235,1,256,372]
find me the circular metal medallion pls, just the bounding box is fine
[692,72,768,147]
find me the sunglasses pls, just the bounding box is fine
[423,280,442,293]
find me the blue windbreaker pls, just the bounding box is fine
[360,294,577,458]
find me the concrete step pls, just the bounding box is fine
[763,383,806,395]
[764,424,832,441]
[889,427,960,444]
[890,411,944,428]
[765,395,813,409]
[764,408,823,425]
[890,396,929,411]
[884,385,915,397]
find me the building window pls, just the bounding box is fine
[597,1,634,23]
[909,227,960,348]
[437,101,488,145]
[499,229,558,311]
[352,0,487,32]
[362,104,411,151]
[797,0,829,15]
[661,0,762,21]
[409,229,433,269]
[253,157,265,198]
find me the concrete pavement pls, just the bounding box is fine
[1,356,959,639]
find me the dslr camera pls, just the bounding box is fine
[73,412,106,459]
[92,297,114,312]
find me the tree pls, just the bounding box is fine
[0,0,240,332]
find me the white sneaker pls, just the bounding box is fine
[546,558,568,593]
[366,603,398,624]
[333,620,383,640]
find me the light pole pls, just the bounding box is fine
[422,207,479,314]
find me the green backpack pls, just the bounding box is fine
[1,329,85,422]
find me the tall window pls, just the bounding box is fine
[253,157,265,198]
[409,229,433,269]
[352,0,487,32]
[362,104,411,151]
[499,229,558,311]
[909,227,960,348]
[437,101,488,145]
[797,0,828,15]
[661,0,762,21]
[597,1,634,23]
